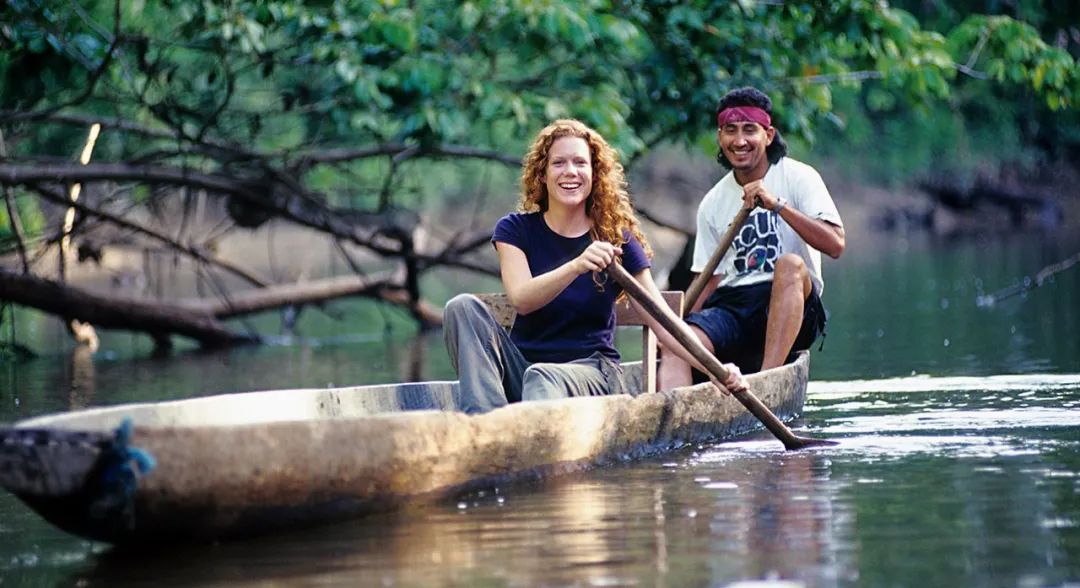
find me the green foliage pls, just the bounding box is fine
[1,0,1077,212]
[949,15,1077,110]
[0,1,95,109]
[0,192,45,251]
[812,87,1016,187]
[812,1,1080,185]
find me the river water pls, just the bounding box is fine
[1,227,1078,587]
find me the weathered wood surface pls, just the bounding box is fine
[1,352,809,544]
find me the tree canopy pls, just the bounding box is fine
[1,0,1077,348]
[6,1,1077,156]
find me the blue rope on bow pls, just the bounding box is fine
[109,417,156,478]
[88,418,156,530]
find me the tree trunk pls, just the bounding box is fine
[179,270,442,327]
[0,269,255,349]
[0,269,446,350]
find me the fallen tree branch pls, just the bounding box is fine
[29,184,271,288]
[0,161,262,201]
[0,131,30,274]
[0,268,256,349]
[59,123,104,350]
[1,187,30,273]
[977,250,1080,307]
[4,161,502,277]
[375,285,444,328]
[0,161,407,257]
[0,266,448,353]
[179,271,398,318]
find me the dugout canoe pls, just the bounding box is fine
[0,351,809,545]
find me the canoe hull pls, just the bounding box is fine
[2,352,809,544]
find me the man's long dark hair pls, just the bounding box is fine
[715,87,788,169]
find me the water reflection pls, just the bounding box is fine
[58,453,842,587]
[682,443,846,585]
[68,478,657,587]
[67,346,96,410]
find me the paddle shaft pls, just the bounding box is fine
[608,262,830,450]
[684,207,752,311]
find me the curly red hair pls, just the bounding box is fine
[518,119,653,260]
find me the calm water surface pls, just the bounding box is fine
[1,228,1078,587]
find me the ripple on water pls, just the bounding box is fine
[702,482,739,490]
[820,407,1080,434]
[808,373,1080,399]
[690,432,1072,464]
[804,374,1080,453]
[1040,518,1077,529]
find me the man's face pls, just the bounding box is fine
[718,121,776,175]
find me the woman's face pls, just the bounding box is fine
[543,136,593,211]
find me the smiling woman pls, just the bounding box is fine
[542,137,593,218]
[442,119,748,414]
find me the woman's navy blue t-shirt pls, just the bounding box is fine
[493,212,651,363]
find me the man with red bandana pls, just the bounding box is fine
[660,87,845,386]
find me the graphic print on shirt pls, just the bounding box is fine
[732,210,780,275]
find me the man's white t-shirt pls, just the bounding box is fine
[692,157,843,296]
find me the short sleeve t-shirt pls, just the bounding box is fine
[691,157,843,296]
[493,212,651,363]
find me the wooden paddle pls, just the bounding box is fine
[607,262,835,450]
[684,207,752,311]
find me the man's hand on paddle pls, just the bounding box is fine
[742,179,780,211]
[576,241,622,274]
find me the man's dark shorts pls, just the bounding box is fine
[684,281,827,373]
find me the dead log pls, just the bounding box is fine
[918,177,1063,228]
[181,272,443,327]
[1,268,447,352]
[0,161,407,256]
[0,268,255,349]
[180,271,384,316]
[374,286,444,329]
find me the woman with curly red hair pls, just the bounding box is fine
[444,119,745,413]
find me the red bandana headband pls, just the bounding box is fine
[717,106,771,129]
